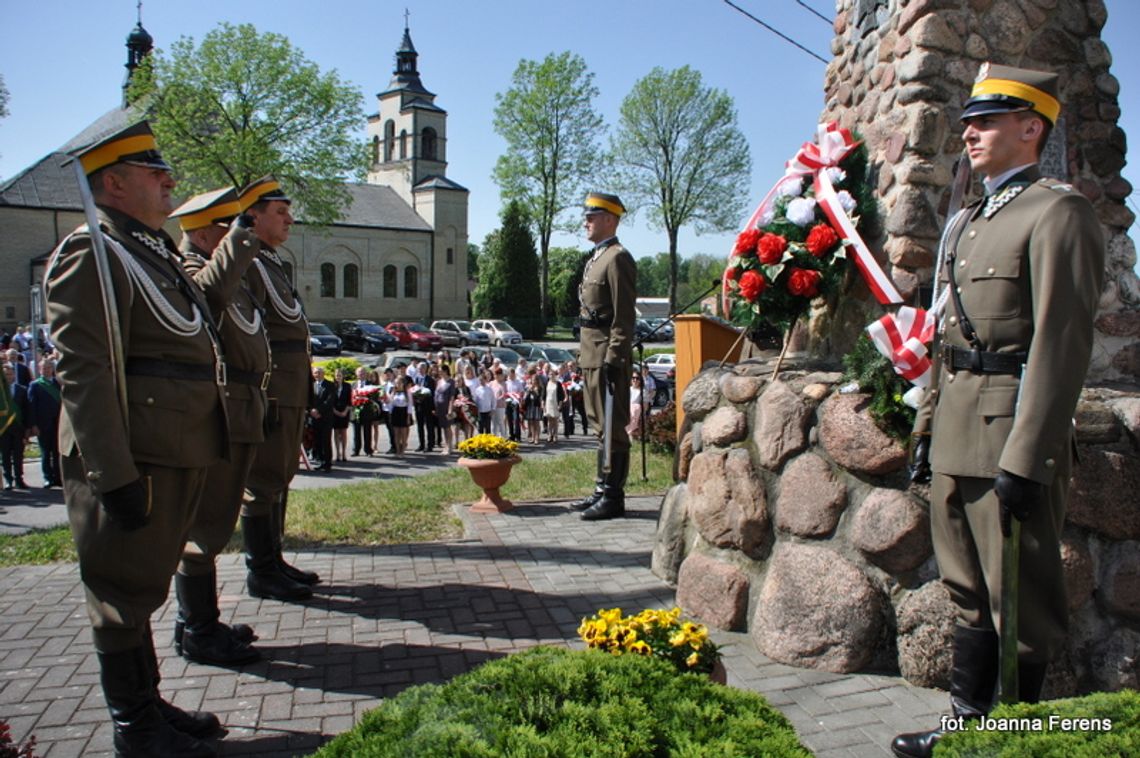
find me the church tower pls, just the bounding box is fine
[366,23,449,204]
[122,10,153,107]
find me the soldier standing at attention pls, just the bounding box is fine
[45,121,225,756]
[238,176,320,601]
[568,192,637,521]
[892,64,1105,758]
[169,188,266,666]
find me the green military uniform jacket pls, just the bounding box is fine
[914,167,1105,484]
[181,229,270,446]
[45,207,228,493]
[245,244,311,409]
[577,239,637,370]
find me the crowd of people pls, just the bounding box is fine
[0,327,63,504]
[303,347,664,469]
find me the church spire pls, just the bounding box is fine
[387,16,431,96]
[123,1,153,107]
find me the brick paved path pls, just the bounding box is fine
[1,490,946,757]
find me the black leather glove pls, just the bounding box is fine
[994,469,1043,538]
[100,478,151,532]
[232,213,257,230]
[908,436,932,485]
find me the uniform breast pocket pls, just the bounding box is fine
[967,257,1022,319]
[129,394,185,462]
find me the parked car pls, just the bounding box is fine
[308,322,342,356]
[642,352,677,382]
[634,319,655,343]
[376,350,430,372]
[643,317,674,342]
[429,319,490,347]
[336,319,398,353]
[526,345,576,371]
[386,321,444,350]
[471,318,522,346]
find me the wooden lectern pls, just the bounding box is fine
[673,314,743,434]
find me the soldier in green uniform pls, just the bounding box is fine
[569,192,637,521]
[170,188,266,665]
[237,176,319,601]
[46,122,225,756]
[892,65,1106,758]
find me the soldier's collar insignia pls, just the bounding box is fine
[983,184,1028,219]
[130,230,173,260]
[259,248,283,267]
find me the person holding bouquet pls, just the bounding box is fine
[351,367,379,457]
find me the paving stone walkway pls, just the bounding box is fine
[0,453,946,756]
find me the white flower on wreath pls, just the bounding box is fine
[826,167,847,184]
[837,189,858,214]
[776,177,803,198]
[757,204,776,227]
[785,197,818,227]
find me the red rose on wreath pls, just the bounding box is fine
[757,233,787,264]
[787,268,822,298]
[805,223,840,257]
[738,270,767,302]
[733,228,761,256]
[724,265,740,282]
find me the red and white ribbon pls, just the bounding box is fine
[865,306,936,388]
[732,122,902,307]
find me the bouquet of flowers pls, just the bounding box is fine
[457,433,519,460]
[724,123,891,345]
[578,606,721,676]
[351,386,381,421]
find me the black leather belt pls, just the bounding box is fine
[126,357,220,382]
[228,366,272,390]
[579,315,610,329]
[270,339,309,354]
[941,345,1027,376]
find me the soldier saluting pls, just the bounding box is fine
[893,64,1105,758]
[46,121,226,756]
[568,192,637,521]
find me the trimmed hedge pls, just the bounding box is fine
[313,647,809,757]
[938,689,1139,757]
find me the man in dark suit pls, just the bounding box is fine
[27,356,62,487]
[413,361,436,452]
[309,366,336,471]
[1,362,31,490]
[893,64,1106,758]
[351,366,376,456]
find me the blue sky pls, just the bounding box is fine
[1,0,1136,266]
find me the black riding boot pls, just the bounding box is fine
[274,499,320,585]
[141,624,223,740]
[99,646,217,757]
[581,449,629,521]
[569,447,606,511]
[891,626,998,758]
[1019,661,1048,703]
[175,571,260,666]
[243,514,312,601]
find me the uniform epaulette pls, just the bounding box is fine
[1037,177,1074,193]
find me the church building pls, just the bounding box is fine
[0,20,469,329]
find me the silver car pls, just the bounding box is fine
[429,319,490,347]
[471,319,523,346]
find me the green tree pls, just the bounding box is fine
[611,66,750,311]
[492,52,604,325]
[636,252,673,297]
[467,242,481,280]
[473,202,542,335]
[676,253,722,312]
[129,22,365,225]
[548,246,586,319]
[0,74,9,121]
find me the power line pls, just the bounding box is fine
[793,0,832,25]
[722,0,829,65]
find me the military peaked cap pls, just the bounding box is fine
[170,187,240,231]
[584,192,626,217]
[74,121,172,176]
[237,176,292,211]
[962,62,1061,126]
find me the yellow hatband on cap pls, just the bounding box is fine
[170,187,241,231]
[584,192,626,217]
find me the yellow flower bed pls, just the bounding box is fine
[578,606,720,675]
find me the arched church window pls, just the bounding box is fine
[384,120,395,162]
[343,263,359,298]
[383,265,398,298]
[404,265,418,298]
[400,130,408,159]
[320,263,335,298]
[422,127,437,161]
[371,135,380,165]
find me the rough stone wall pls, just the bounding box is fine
[654,357,1140,695]
[818,0,1138,381]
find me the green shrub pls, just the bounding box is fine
[635,400,677,454]
[937,689,1140,757]
[313,647,808,758]
[315,357,362,376]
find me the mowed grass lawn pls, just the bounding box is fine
[0,449,674,568]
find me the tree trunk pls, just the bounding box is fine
[539,233,551,333]
[667,227,680,313]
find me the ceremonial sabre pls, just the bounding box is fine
[71,159,130,433]
[998,362,1028,704]
[603,381,614,470]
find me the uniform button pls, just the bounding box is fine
[959,260,967,268]
[956,287,962,294]
[87,470,101,481]
[948,316,958,326]
[273,363,279,369]
[225,391,231,397]
[947,373,955,382]
[987,267,996,275]
[931,389,938,397]
[1045,458,1055,469]
[968,230,977,239]
[146,397,155,405]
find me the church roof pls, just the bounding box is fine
[401,97,445,114]
[0,106,136,210]
[413,175,468,193]
[325,183,433,231]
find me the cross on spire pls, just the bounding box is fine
[137,0,143,24]
[404,7,410,28]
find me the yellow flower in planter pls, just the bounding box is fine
[457,433,520,460]
[579,606,721,676]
